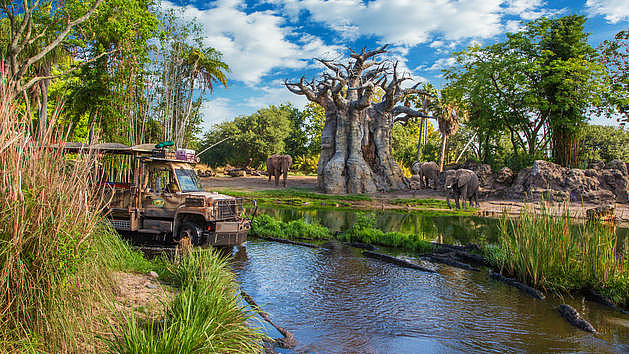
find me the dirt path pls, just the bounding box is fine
[202,174,629,224]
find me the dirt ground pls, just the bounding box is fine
[203,174,629,224]
[112,271,174,318]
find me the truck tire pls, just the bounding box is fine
[177,222,203,246]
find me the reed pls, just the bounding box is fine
[492,203,627,303]
[0,65,121,350]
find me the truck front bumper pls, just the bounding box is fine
[206,219,250,246]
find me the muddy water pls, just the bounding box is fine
[233,240,629,353]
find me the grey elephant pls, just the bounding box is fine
[266,154,292,187]
[412,161,439,189]
[444,169,480,210]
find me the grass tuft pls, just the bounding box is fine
[108,250,266,353]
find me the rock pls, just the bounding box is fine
[461,161,493,188]
[606,159,628,176]
[494,167,514,186]
[557,304,596,333]
[148,271,159,279]
[145,283,157,289]
[586,205,615,221]
[597,168,629,202]
[589,160,605,170]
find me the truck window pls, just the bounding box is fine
[175,168,203,192]
[147,168,173,193]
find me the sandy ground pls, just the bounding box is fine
[112,271,174,318]
[203,174,629,224]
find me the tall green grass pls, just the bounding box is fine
[108,250,266,353]
[489,204,628,305]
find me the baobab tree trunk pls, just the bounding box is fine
[286,46,429,193]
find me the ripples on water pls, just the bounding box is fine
[233,240,629,353]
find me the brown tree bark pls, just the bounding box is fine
[286,46,429,193]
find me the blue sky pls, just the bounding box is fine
[166,0,629,131]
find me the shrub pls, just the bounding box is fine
[338,214,435,253]
[251,214,331,240]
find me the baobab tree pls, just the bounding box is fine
[285,45,430,194]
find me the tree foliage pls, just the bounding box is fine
[599,29,629,124]
[579,125,629,164]
[445,15,605,168]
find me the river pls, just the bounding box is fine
[231,208,629,353]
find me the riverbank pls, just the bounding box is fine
[250,212,629,311]
[202,175,629,224]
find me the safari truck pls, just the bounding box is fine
[63,142,252,247]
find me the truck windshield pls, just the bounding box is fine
[175,168,203,192]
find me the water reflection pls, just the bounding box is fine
[234,240,629,353]
[258,207,501,245]
[258,207,629,248]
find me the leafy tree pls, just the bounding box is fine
[283,104,308,158]
[199,105,292,167]
[444,15,604,168]
[599,29,629,123]
[392,118,440,168]
[579,125,629,163]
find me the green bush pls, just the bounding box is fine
[337,214,435,253]
[251,214,331,240]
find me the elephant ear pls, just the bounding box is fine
[457,171,471,188]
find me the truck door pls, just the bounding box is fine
[142,166,179,218]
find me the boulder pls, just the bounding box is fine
[494,167,514,186]
[597,168,629,202]
[606,159,628,176]
[461,161,493,188]
[588,160,605,170]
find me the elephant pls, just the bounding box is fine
[444,169,480,210]
[412,161,439,189]
[266,154,292,187]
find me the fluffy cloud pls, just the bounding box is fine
[199,98,235,131]
[163,0,341,86]
[586,0,629,23]
[504,0,554,20]
[271,0,531,47]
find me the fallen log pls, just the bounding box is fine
[241,290,297,349]
[557,304,596,333]
[363,251,436,273]
[488,270,546,300]
[423,254,479,271]
[584,289,629,315]
[253,235,320,249]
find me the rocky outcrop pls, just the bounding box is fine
[507,160,621,203]
[606,159,628,176]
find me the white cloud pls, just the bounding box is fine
[199,98,235,131]
[427,57,457,71]
[587,0,629,24]
[505,20,524,33]
[504,0,553,20]
[271,0,509,47]
[244,84,308,110]
[162,0,341,86]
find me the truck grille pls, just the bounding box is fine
[214,198,242,220]
[110,219,131,230]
